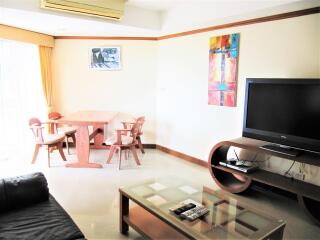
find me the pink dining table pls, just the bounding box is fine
[59,110,118,168]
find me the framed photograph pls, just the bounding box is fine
[89,46,121,70]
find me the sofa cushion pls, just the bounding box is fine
[0,195,85,240]
[0,172,49,213]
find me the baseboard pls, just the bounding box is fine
[63,143,155,148]
[63,142,206,168]
[143,144,156,149]
[155,145,208,168]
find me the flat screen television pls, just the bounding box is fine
[243,78,320,155]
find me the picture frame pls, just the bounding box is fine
[208,33,239,107]
[89,46,121,70]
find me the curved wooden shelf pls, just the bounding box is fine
[208,137,320,226]
[208,141,252,193]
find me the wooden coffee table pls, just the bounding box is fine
[119,177,286,239]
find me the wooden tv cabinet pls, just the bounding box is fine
[208,137,320,226]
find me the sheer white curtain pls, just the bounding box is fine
[0,39,47,162]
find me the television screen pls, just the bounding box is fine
[243,78,320,153]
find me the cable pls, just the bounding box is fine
[233,149,264,163]
[284,160,296,177]
[233,149,240,161]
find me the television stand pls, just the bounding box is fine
[208,137,320,226]
[260,144,301,157]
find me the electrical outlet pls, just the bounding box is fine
[291,172,305,181]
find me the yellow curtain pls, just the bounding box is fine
[39,46,53,113]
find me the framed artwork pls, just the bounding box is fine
[89,46,121,70]
[208,33,239,107]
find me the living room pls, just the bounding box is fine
[0,0,319,239]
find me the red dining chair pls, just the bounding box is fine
[29,117,66,167]
[105,121,141,169]
[48,112,77,155]
[121,116,145,154]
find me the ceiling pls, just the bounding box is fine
[0,0,319,37]
[127,0,182,11]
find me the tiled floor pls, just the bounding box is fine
[0,148,319,239]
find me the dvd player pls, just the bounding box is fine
[219,161,258,173]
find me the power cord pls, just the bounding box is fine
[233,150,264,164]
[233,150,298,179]
[284,160,296,177]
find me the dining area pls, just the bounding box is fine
[28,110,145,170]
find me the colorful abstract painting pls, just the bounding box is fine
[208,33,239,106]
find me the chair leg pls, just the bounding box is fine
[66,136,70,155]
[49,146,54,153]
[71,133,76,147]
[57,142,67,161]
[107,146,116,164]
[47,148,51,168]
[137,137,145,154]
[118,147,122,170]
[130,145,141,166]
[32,144,40,164]
[125,149,128,160]
[127,149,130,159]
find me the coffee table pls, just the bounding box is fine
[119,177,286,239]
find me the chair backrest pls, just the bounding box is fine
[115,121,141,145]
[29,118,41,126]
[135,116,145,135]
[130,121,141,143]
[48,112,62,120]
[29,118,44,143]
[125,121,141,144]
[48,112,63,133]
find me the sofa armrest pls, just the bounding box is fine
[0,172,49,213]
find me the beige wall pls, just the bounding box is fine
[52,40,157,143]
[156,13,320,161]
[156,13,320,186]
[52,14,320,184]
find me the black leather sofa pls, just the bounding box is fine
[0,172,85,240]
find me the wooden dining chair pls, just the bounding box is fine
[29,118,67,167]
[105,121,141,169]
[122,116,145,154]
[48,112,77,155]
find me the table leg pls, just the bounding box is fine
[120,191,129,234]
[66,125,102,168]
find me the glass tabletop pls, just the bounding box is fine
[120,176,285,240]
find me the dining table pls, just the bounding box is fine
[58,110,118,168]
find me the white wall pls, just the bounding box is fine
[156,14,320,161]
[51,14,320,163]
[52,40,157,143]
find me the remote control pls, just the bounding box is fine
[180,206,209,220]
[186,207,209,221]
[173,203,196,215]
[180,206,203,217]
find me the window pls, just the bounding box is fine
[0,39,47,162]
